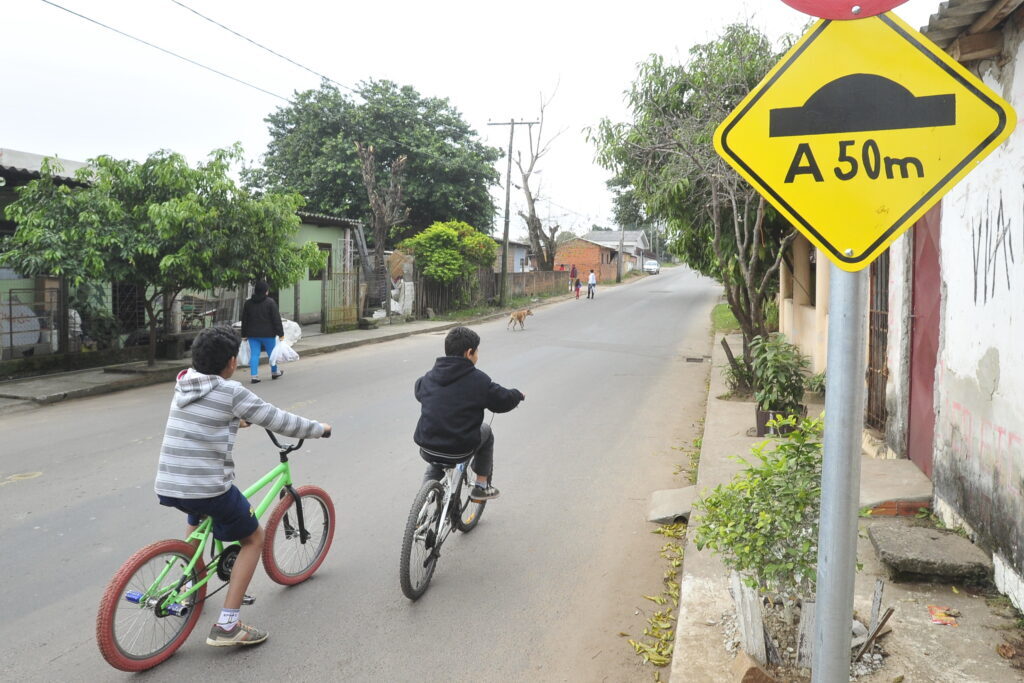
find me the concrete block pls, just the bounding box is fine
[730,650,778,682]
[868,524,993,582]
[647,486,696,524]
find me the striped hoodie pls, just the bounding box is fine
[155,368,324,499]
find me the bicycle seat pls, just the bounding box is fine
[418,447,473,467]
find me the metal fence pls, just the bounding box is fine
[1,283,244,362]
[866,250,890,432]
[322,271,363,332]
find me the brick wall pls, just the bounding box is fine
[554,239,618,283]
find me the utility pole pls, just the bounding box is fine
[488,118,538,306]
[616,227,626,282]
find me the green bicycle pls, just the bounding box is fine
[96,429,335,672]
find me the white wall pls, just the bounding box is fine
[884,233,913,458]
[932,25,1024,609]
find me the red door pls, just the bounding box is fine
[907,205,941,478]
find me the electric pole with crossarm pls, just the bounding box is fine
[488,118,539,306]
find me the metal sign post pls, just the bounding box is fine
[813,264,868,680]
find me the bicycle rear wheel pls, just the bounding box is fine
[399,480,444,600]
[454,466,486,532]
[96,539,207,672]
[263,485,335,585]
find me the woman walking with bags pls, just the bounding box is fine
[240,281,284,384]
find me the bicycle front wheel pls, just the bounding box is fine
[399,480,444,600]
[454,466,486,532]
[96,539,207,672]
[263,485,335,585]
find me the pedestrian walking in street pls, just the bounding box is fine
[240,281,284,384]
[587,269,597,299]
[574,277,582,299]
[569,264,578,292]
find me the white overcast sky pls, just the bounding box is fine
[5,0,939,238]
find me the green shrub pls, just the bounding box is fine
[693,416,822,611]
[722,358,755,393]
[805,371,826,395]
[398,220,497,285]
[750,333,809,414]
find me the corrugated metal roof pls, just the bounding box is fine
[580,230,647,243]
[0,148,88,184]
[921,0,1023,51]
[296,210,362,227]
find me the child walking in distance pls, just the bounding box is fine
[574,277,582,299]
[587,269,597,299]
[414,326,524,500]
[154,326,331,647]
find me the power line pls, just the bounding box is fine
[39,0,290,102]
[167,0,358,95]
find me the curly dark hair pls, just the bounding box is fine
[191,326,242,375]
[444,326,480,357]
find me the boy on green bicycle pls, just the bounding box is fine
[414,326,524,500]
[154,326,331,647]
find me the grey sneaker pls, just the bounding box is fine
[271,370,284,380]
[469,484,500,501]
[206,622,268,647]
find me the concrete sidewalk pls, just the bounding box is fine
[0,311,514,417]
[668,334,1020,682]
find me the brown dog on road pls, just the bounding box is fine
[507,308,533,330]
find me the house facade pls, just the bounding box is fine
[778,4,1024,609]
[492,238,531,273]
[554,237,620,282]
[276,211,359,325]
[580,230,651,272]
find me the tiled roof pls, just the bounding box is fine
[920,0,1022,52]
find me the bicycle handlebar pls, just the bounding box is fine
[262,424,331,454]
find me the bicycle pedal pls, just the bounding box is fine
[242,594,256,606]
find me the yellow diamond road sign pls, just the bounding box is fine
[714,12,1016,271]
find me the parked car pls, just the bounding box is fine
[644,259,660,274]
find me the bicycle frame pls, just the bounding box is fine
[428,461,467,558]
[137,437,308,617]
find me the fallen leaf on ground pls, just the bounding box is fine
[997,643,1016,659]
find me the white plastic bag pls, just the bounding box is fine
[269,339,299,365]
[281,319,302,345]
[237,340,251,367]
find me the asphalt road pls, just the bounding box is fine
[0,266,719,682]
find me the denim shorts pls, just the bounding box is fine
[158,485,259,542]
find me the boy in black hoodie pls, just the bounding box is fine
[414,326,524,500]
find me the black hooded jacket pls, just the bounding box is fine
[241,292,284,339]
[414,356,524,455]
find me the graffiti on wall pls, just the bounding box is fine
[970,187,1023,304]
[942,370,1024,548]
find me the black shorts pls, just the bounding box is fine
[158,485,259,542]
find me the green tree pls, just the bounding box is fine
[0,146,324,365]
[592,25,796,362]
[249,80,502,244]
[399,220,496,285]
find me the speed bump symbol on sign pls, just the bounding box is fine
[714,12,1016,271]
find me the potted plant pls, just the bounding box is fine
[750,333,810,436]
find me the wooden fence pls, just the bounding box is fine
[414,268,570,317]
